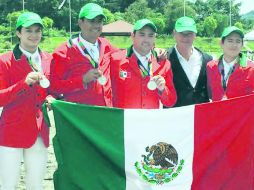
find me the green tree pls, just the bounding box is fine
[147,0,171,12]
[6,11,23,32]
[103,8,115,24]
[234,22,243,31]
[43,17,54,29]
[164,0,196,34]
[123,0,150,24]
[113,12,124,21]
[203,16,217,37]
[196,21,205,37]
[42,17,54,36]
[213,13,228,37]
[193,0,211,23]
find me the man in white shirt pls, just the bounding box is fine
[166,16,212,107]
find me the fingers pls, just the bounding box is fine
[94,69,102,78]
[151,75,166,92]
[83,69,102,84]
[25,72,43,86]
[45,97,55,111]
[154,48,167,60]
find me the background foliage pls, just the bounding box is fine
[0,0,253,54]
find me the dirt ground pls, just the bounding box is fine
[17,111,57,190]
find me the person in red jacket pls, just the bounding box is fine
[50,3,115,106]
[110,19,177,108]
[207,26,254,101]
[0,12,53,190]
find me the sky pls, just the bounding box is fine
[236,0,253,14]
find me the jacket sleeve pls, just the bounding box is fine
[0,58,30,106]
[50,46,84,96]
[158,59,177,107]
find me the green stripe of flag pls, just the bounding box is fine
[52,100,126,190]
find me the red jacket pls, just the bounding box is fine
[207,59,254,101]
[0,45,52,148]
[110,48,177,109]
[51,35,115,107]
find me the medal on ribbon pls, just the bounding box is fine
[147,80,157,90]
[40,76,50,88]
[97,75,107,85]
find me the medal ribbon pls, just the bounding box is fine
[28,57,39,72]
[137,58,152,77]
[77,36,98,68]
[218,59,236,90]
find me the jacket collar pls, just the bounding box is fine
[13,44,42,61]
[126,45,161,76]
[68,33,107,65]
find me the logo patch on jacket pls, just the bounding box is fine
[119,70,131,78]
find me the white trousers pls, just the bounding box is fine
[0,137,48,190]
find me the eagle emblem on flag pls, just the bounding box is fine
[135,142,184,185]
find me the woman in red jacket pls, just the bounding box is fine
[207,26,254,101]
[0,12,53,190]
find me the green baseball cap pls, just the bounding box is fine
[175,16,197,33]
[221,26,244,39]
[133,19,157,32]
[79,3,106,20]
[16,12,43,29]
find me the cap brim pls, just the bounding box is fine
[175,27,197,33]
[146,23,157,32]
[221,30,244,39]
[134,23,157,32]
[83,13,106,20]
[231,30,244,38]
[22,21,43,28]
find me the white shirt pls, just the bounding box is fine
[222,57,237,83]
[133,47,152,71]
[79,34,100,64]
[0,107,2,118]
[175,45,202,87]
[19,46,42,72]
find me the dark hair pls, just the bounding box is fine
[16,26,22,32]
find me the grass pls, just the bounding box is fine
[1,35,254,59]
[40,36,68,53]
[104,35,254,59]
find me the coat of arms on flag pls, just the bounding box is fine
[135,142,184,185]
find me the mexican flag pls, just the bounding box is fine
[51,95,254,190]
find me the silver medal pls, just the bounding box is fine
[147,80,157,90]
[97,75,107,86]
[40,77,50,88]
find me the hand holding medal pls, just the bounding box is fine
[82,68,107,86]
[148,75,166,92]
